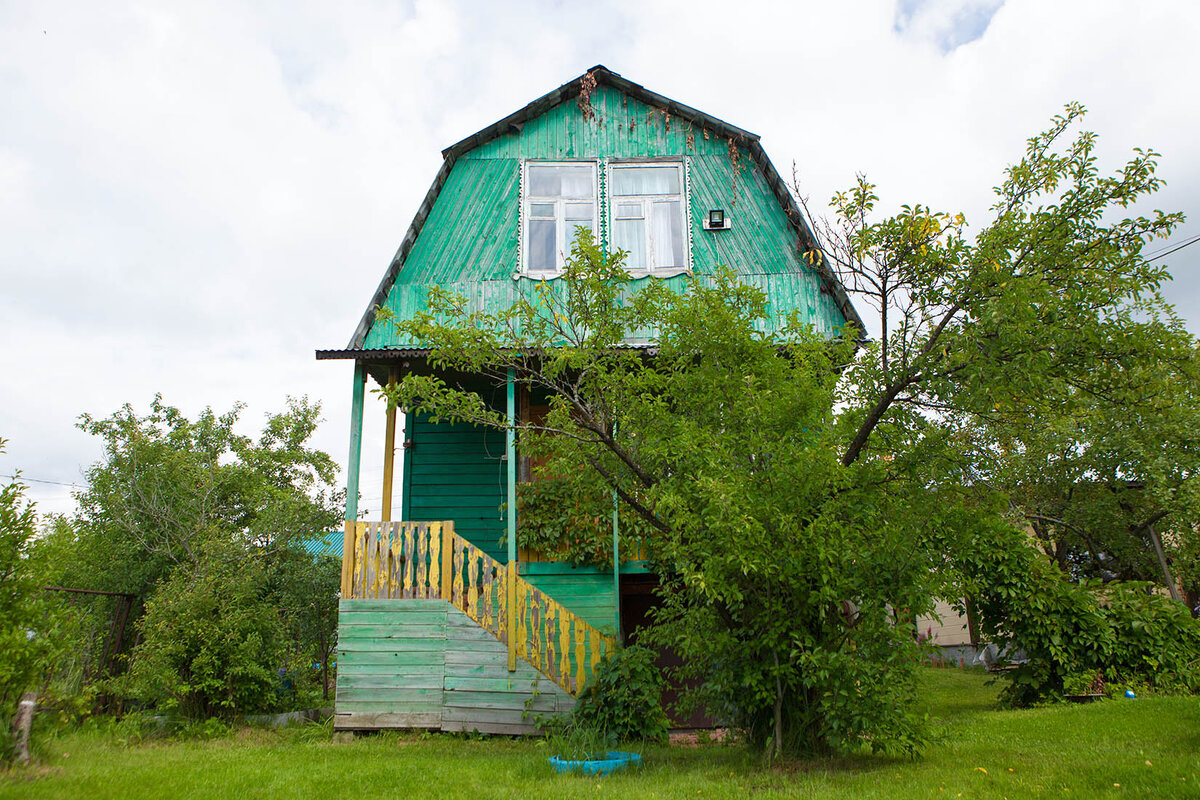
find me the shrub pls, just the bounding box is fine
[0,459,53,761]
[970,532,1200,705]
[126,548,283,719]
[571,645,669,744]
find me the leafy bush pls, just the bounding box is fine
[571,645,669,744]
[126,548,283,719]
[515,474,654,567]
[0,449,54,761]
[965,524,1200,705]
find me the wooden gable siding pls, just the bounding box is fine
[401,413,506,564]
[464,85,733,160]
[362,84,845,349]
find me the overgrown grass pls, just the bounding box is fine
[4,668,1198,799]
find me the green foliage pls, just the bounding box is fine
[516,476,654,567]
[572,645,669,744]
[39,397,343,720]
[384,107,1194,759]
[125,546,283,719]
[0,441,54,761]
[955,517,1200,705]
[542,715,617,761]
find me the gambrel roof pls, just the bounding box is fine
[318,65,861,360]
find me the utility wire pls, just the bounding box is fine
[2,474,81,488]
[1145,233,1200,263]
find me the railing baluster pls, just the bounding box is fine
[416,523,429,597]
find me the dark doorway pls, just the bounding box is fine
[620,573,717,729]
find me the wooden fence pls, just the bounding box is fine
[341,520,614,696]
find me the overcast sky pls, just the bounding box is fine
[2,0,1197,521]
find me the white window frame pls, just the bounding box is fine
[607,160,690,275]
[520,160,600,276]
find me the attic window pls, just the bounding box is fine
[522,162,598,274]
[609,162,687,271]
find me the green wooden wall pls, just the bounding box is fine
[521,563,617,636]
[335,599,574,733]
[401,411,507,563]
[362,83,846,350]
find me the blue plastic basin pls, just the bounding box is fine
[549,751,643,776]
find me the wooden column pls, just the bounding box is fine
[506,369,518,671]
[381,368,399,522]
[341,363,367,597]
[612,487,621,644]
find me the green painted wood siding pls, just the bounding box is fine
[403,413,506,563]
[522,565,617,636]
[335,599,573,733]
[363,84,844,349]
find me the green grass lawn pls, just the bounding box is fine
[4,668,1198,799]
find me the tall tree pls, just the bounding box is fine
[387,106,1194,757]
[52,397,343,717]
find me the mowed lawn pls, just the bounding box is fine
[4,668,1198,799]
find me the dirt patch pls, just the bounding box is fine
[669,728,730,748]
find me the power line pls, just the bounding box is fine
[1145,233,1200,263]
[2,474,81,489]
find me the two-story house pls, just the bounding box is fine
[317,66,861,733]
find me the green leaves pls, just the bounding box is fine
[0,441,54,761]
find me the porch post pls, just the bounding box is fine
[506,369,518,671]
[381,367,399,522]
[612,488,621,644]
[342,362,367,596]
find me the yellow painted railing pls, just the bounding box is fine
[340,520,615,696]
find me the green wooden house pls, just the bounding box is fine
[316,66,861,733]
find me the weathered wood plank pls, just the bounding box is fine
[338,638,444,653]
[403,522,416,599]
[416,522,429,597]
[339,599,443,613]
[336,651,444,667]
[441,707,537,725]
[334,712,441,730]
[444,649,512,667]
[439,719,538,735]
[336,687,442,703]
[439,522,454,600]
[335,701,445,714]
[339,611,446,625]
[337,663,444,678]
[443,691,557,712]
[337,674,443,690]
[337,624,445,639]
[443,676,542,693]
[467,547,480,620]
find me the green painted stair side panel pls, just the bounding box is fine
[334,599,574,733]
[334,599,447,730]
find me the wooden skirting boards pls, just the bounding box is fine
[334,598,574,733]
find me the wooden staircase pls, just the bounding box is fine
[335,521,616,732]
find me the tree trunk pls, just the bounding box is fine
[11,692,36,765]
[772,652,783,762]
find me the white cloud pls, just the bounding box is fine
[894,0,1005,52]
[1,0,1196,520]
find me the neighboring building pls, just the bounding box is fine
[317,66,861,732]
